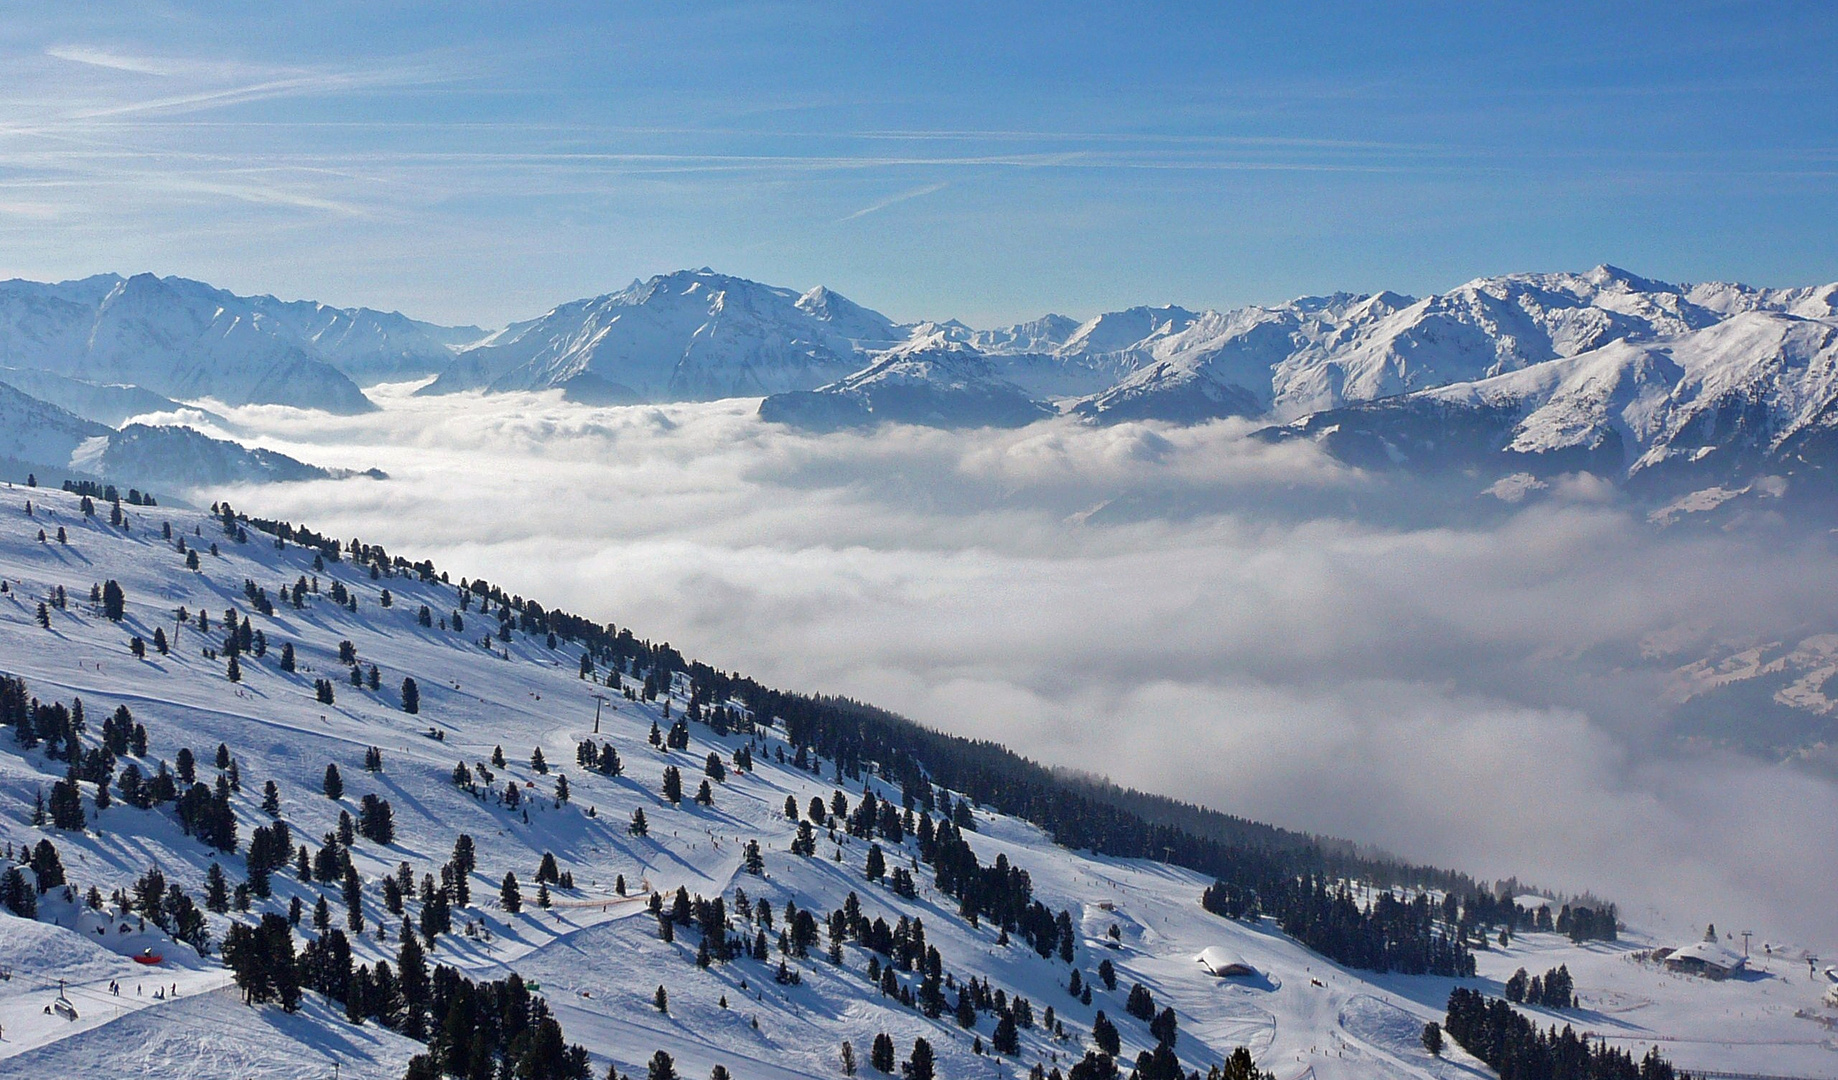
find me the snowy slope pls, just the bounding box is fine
[758,333,1056,430]
[0,383,114,476]
[0,487,1824,1079]
[1055,267,1776,425]
[1259,308,1838,496]
[421,270,904,403]
[0,382,357,493]
[0,367,196,428]
[241,296,484,386]
[1262,266,1719,419]
[961,314,1081,356]
[79,425,367,490]
[0,274,377,414]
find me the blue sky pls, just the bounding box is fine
[1,2,1834,327]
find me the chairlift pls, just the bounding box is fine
[51,981,78,1020]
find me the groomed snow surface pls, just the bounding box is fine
[0,485,1831,1079]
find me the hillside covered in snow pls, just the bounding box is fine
[0,485,1825,1080]
[419,270,904,404]
[0,380,363,496]
[0,273,483,414]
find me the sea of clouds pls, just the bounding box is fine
[169,384,1838,950]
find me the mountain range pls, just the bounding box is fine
[7,265,1838,500]
[0,273,483,414]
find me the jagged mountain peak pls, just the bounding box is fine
[758,332,1054,430]
[421,270,897,403]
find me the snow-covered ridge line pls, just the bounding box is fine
[0,380,372,496]
[6,264,1838,465]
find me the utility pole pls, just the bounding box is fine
[591,693,610,734]
[1740,930,1752,959]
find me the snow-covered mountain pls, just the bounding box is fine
[0,275,368,413]
[77,425,368,490]
[1060,267,1736,425]
[757,333,1056,430]
[419,270,905,403]
[935,307,1204,400]
[0,380,356,493]
[0,366,202,428]
[0,274,486,413]
[1258,308,1838,496]
[0,488,1798,1080]
[960,313,1081,356]
[11,264,1838,499]
[1259,266,1719,419]
[237,296,484,386]
[1068,358,1265,426]
[0,381,113,473]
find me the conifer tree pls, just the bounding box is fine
[993,1014,1019,1055]
[343,864,364,932]
[500,871,522,912]
[648,1050,677,1080]
[48,774,85,830]
[902,1038,934,1080]
[1092,1012,1120,1056]
[323,763,343,800]
[400,677,418,714]
[205,862,230,913]
[452,834,476,874]
[397,929,430,1038]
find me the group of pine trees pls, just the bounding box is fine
[1202,878,1476,978]
[244,916,593,1080]
[1505,964,1578,1009]
[1443,987,1686,1080]
[4,655,592,1077]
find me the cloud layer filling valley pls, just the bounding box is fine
[176,385,1838,949]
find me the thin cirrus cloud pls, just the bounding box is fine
[840,182,949,221]
[0,5,1832,327]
